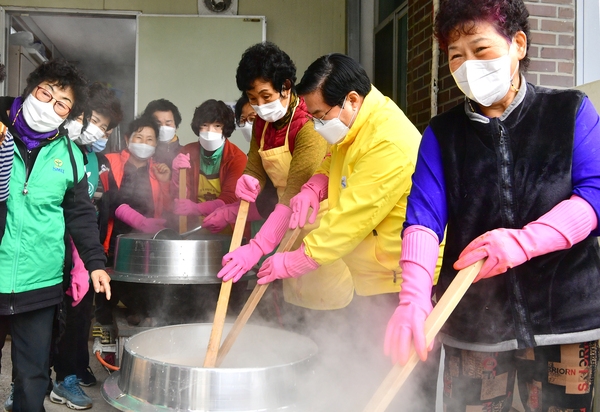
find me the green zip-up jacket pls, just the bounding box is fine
[0,96,106,314]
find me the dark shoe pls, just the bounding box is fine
[77,366,96,387]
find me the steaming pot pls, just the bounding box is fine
[102,323,318,411]
[109,233,232,284]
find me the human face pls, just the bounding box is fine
[246,79,289,107]
[447,21,526,112]
[199,121,224,134]
[128,126,157,147]
[33,82,74,119]
[153,110,176,128]
[238,103,256,126]
[90,111,110,134]
[303,90,361,129]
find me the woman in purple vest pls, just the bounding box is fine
[385,0,600,410]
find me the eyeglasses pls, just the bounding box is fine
[313,106,335,126]
[237,115,256,128]
[34,86,72,117]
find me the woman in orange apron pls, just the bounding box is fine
[207,42,353,310]
[171,99,247,230]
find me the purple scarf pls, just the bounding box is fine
[9,97,61,151]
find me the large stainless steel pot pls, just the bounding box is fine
[102,323,318,411]
[109,233,232,284]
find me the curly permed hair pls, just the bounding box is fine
[88,82,123,131]
[125,115,159,141]
[22,59,89,121]
[236,42,296,93]
[142,98,182,128]
[434,0,530,72]
[191,99,235,138]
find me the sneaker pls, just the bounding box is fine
[3,382,13,411]
[77,367,96,387]
[49,375,92,410]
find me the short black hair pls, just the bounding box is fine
[22,59,89,121]
[88,82,123,131]
[236,42,296,93]
[190,99,235,138]
[234,93,249,124]
[125,115,159,141]
[296,54,371,107]
[142,98,182,128]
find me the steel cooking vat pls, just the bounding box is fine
[109,233,232,284]
[102,323,318,411]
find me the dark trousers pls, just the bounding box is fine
[53,287,94,381]
[0,305,55,412]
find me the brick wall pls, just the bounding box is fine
[405,0,577,131]
[525,0,576,88]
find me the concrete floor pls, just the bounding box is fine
[0,339,118,411]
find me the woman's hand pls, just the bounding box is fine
[90,269,111,300]
[153,163,171,182]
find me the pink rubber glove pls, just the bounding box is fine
[454,195,598,282]
[384,225,439,365]
[171,153,191,189]
[173,199,225,216]
[257,244,319,284]
[203,201,263,233]
[66,238,90,307]
[115,204,167,233]
[289,174,329,229]
[235,174,261,203]
[218,204,292,282]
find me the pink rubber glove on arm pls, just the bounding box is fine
[454,195,598,282]
[115,204,167,233]
[170,153,191,189]
[203,201,263,233]
[384,225,439,365]
[217,204,292,282]
[289,174,329,229]
[235,174,261,203]
[173,198,225,216]
[66,238,90,307]
[257,244,319,284]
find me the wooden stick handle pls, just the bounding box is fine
[203,200,250,368]
[215,227,302,366]
[362,259,484,412]
[178,169,187,234]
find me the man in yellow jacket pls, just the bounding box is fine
[256,53,443,411]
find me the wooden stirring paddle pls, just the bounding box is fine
[362,259,484,412]
[203,200,250,368]
[215,226,302,366]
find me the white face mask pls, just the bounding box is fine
[66,120,83,142]
[199,131,225,152]
[314,97,357,145]
[76,122,104,146]
[251,95,288,123]
[22,94,65,132]
[128,142,156,160]
[239,122,253,142]
[158,125,176,142]
[451,44,518,107]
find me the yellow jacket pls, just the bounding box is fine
[303,86,422,296]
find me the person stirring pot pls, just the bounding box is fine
[385,0,600,410]
[205,42,353,310]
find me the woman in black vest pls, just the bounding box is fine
[385,0,600,410]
